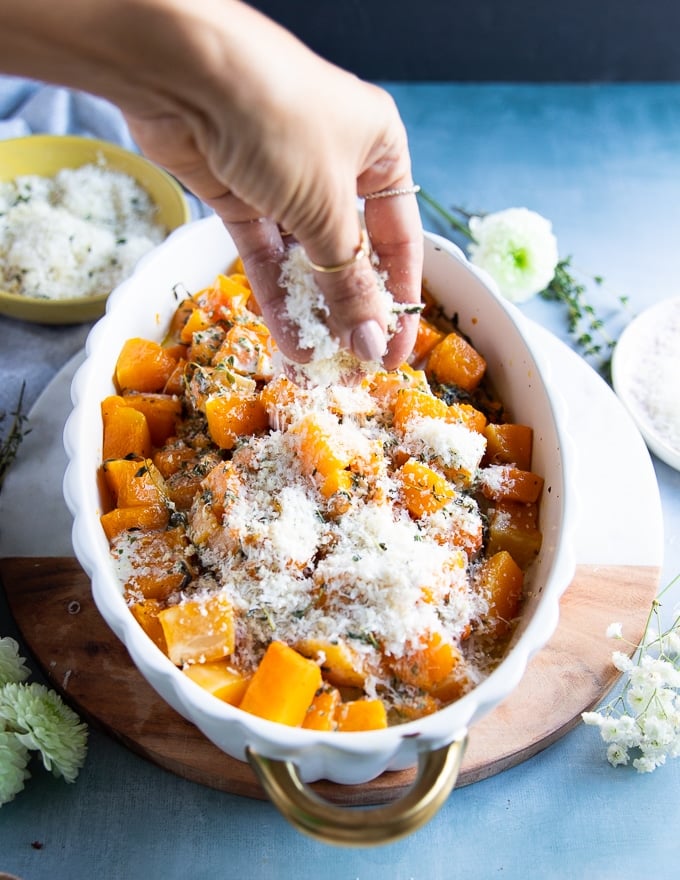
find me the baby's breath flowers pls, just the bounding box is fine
[0,636,88,805]
[418,190,629,379]
[582,574,680,773]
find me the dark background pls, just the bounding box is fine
[249,1,680,81]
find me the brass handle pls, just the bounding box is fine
[246,737,467,847]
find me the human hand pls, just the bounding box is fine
[122,2,423,368]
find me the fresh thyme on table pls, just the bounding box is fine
[0,382,30,491]
[418,189,629,381]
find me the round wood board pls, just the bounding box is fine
[0,556,660,806]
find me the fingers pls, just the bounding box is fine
[363,186,424,369]
[224,215,315,363]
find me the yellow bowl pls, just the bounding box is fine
[0,134,191,324]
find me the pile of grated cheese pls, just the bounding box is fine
[0,162,166,300]
[277,242,409,386]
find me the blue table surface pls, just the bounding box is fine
[1,82,680,880]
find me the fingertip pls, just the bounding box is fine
[382,312,420,370]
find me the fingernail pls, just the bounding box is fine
[351,320,387,362]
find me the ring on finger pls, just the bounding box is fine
[364,184,421,200]
[306,228,370,274]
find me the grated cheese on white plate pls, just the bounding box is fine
[0,162,165,300]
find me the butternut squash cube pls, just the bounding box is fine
[129,598,168,653]
[115,337,179,393]
[100,503,170,541]
[159,594,235,665]
[183,661,251,705]
[302,686,341,731]
[484,423,533,470]
[426,331,486,391]
[335,698,388,732]
[296,638,366,688]
[238,641,322,727]
[205,391,268,450]
[478,550,524,634]
[398,458,455,518]
[102,396,151,460]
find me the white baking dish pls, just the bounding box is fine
[63,215,575,845]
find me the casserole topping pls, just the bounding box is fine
[100,259,544,730]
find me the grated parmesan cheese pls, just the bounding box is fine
[0,162,165,300]
[623,299,680,453]
[278,242,404,386]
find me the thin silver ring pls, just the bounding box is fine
[364,184,421,200]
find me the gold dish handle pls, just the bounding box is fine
[246,736,467,847]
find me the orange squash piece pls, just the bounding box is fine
[182,662,251,705]
[409,317,446,366]
[100,503,170,541]
[426,331,487,391]
[398,458,455,518]
[484,423,533,470]
[302,686,341,731]
[102,458,167,508]
[479,550,524,634]
[119,392,182,446]
[238,641,322,727]
[392,387,449,433]
[179,307,212,344]
[205,391,269,450]
[101,395,152,460]
[159,594,235,666]
[129,598,168,652]
[335,698,388,732]
[486,501,543,570]
[480,465,544,504]
[369,364,429,408]
[115,338,179,393]
[292,413,354,499]
[389,632,459,691]
[112,527,192,600]
[213,323,274,381]
[296,638,366,688]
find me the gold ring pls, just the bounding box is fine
[306,229,370,274]
[364,184,421,200]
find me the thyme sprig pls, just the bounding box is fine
[418,189,630,381]
[0,382,30,491]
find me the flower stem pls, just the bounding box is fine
[417,189,474,240]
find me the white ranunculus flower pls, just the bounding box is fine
[468,208,559,303]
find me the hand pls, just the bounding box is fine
[121,2,423,368]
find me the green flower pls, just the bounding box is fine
[0,637,31,685]
[0,682,88,783]
[0,725,30,805]
[467,208,559,303]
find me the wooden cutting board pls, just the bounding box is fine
[0,556,659,806]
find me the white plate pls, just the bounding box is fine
[611,296,680,472]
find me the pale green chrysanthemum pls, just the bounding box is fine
[0,682,87,783]
[0,637,31,685]
[468,208,559,303]
[0,725,31,805]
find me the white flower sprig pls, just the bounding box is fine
[0,636,88,805]
[582,574,680,772]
